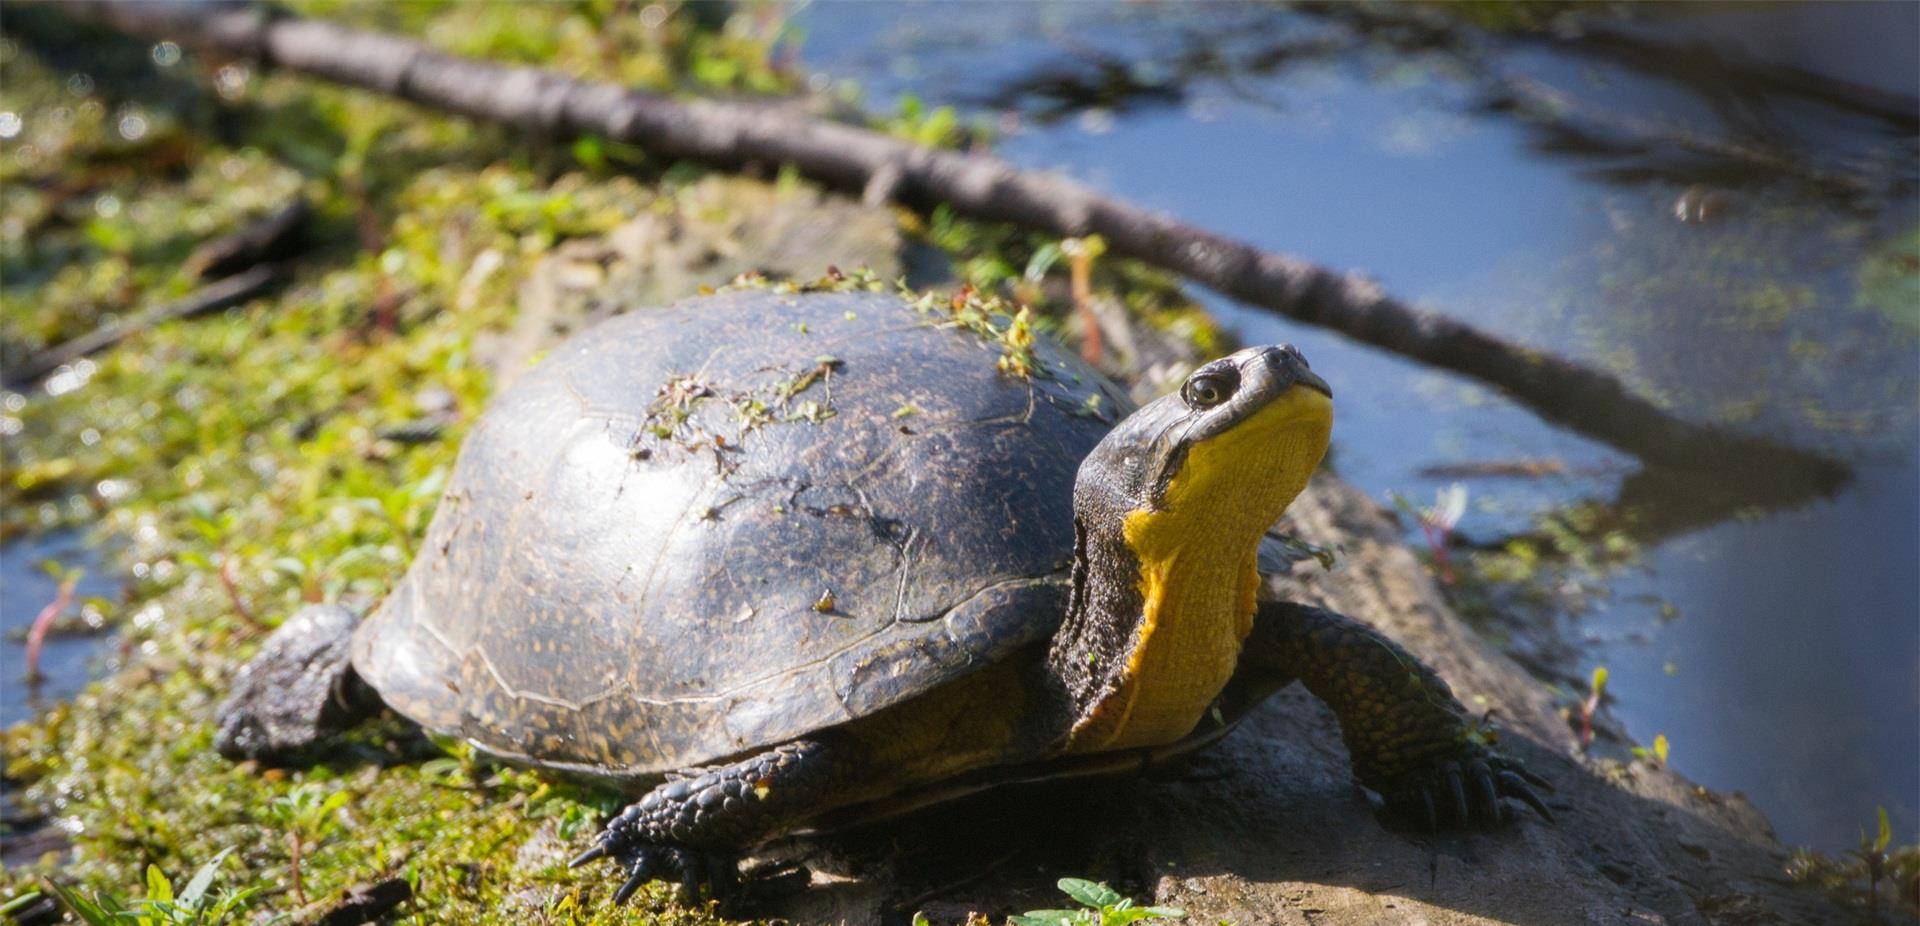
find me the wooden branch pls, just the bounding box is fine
[4,263,281,390]
[184,196,311,282]
[63,0,1846,490]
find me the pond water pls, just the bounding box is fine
[1,529,116,727]
[796,1,1919,851]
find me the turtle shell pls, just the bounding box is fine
[351,289,1131,778]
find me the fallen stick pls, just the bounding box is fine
[184,195,311,282]
[3,263,281,391]
[60,1,1845,490]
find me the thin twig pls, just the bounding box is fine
[4,263,282,390]
[289,832,307,906]
[184,196,311,282]
[218,552,260,626]
[23,575,79,685]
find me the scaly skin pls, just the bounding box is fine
[1245,600,1552,828]
[571,739,850,903]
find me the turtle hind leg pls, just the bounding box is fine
[571,738,855,906]
[214,603,382,762]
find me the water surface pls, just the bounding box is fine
[1,530,115,726]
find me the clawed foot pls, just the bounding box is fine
[570,831,739,906]
[1378,751,1554,830]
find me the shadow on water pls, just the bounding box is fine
[794,1,1919,850]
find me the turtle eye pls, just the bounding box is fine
[1181,368,1239,409]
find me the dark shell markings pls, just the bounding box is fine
[352,289,1133,780]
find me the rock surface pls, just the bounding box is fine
[498,179,1846,926]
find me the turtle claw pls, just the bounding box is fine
[611,866,650,906]
[1444,764,1470,824]
[674,850,707,902]
[1470,759,1504,825]
[1507,761,1554,791]
[1496,769,1555,824]
[1383,751,1554,830]
[1417,786,1439,830]
[574,828,739,908]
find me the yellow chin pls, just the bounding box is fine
[1064,385,1332,754]
[1159,385,1332,537]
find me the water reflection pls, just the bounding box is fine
[972,3,1917,208]
[795,0,1918,849]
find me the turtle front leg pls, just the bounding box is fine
[1246,600,1552,828]
[571,738,850,904]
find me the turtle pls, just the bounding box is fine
[215,286,1551,905]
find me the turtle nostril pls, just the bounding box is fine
[1263,344,1309,372]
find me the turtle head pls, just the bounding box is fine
[1075,344,1333,541]
[1051,345,1332,753]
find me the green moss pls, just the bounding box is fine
[717,267,1071,382]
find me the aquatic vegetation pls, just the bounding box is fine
[1629,733,1670,768]
[881,93,976,150]
[1436,495,1649,667]
[1390,483,1468,585]
[1576,666,1608,752]
[1786,808,1920,923]
[906,204,1227,375]
[20,566,79,683]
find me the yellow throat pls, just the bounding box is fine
[1069,388,1331,752]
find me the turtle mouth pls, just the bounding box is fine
[1294,367,1332,399]
[1264,344,1331,399]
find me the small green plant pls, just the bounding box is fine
[41,848,262,925]
[1630,733,1670,766]
[883,93,968,149]
[1851,806,1896,923]
[268,783,351,905]
[1011,878,1186,926]
[1786,806,1919,922]
[1576,666,1608,751]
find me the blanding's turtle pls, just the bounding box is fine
[216,286,1550,903]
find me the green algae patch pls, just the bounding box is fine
[716,267,1063,383]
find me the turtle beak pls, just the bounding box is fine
[1296,366,1332,399]
[1266,345,1331,399]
